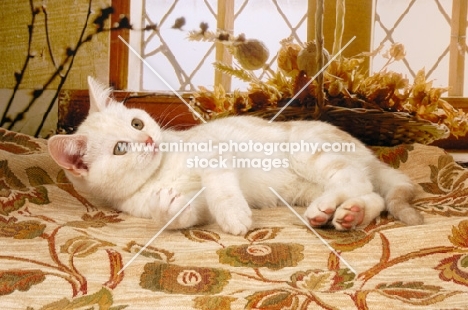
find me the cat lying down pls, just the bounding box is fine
[48,77,424,235]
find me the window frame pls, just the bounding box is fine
[110,0,375,91]
[107,0,468,148]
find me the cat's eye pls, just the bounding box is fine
[113,141,128,155]
[131,118,144,130]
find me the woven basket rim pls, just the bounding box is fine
[244,105,450,146]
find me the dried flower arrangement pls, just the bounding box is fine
[187,2,468,146]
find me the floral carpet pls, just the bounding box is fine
[1,128,468,309]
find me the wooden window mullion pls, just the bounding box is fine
[215,0,234,92]
[448,0,467,96]
[306,0,373,72]
[109,0,131,89]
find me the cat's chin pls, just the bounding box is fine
[135,151,162,169]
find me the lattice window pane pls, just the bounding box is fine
[231,0,308,89]
[135,0,308,92]
[141,0,218,91]
[134,1,466,95]
[372,0,454,90]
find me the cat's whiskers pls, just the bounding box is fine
[157,101,180,125]
[141,99,197,131]
[159,112,194,131]
[148,100,186,129]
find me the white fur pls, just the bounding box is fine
[47,77,423,235]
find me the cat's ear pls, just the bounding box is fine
[48,135,89,177]
[87,76,113,113]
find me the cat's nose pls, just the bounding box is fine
[145,136,154,145]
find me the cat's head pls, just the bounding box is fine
[48,77,163,201]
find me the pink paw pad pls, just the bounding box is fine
[337,205,364,229]
[308,208,335,227]
[309,216,328,227]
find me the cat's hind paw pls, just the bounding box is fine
[304,195,338,228]
[305,204,364,230]
[332,202,365,230]
[305,193,384,230]
[332,194,385,230]
[307,208,335,227]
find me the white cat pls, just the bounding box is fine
[47,77,423,235]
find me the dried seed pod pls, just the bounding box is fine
[328,79,344,97]
[277,37,302,76]
[297,41,330,77]
[232,36,269,70]
[387,43,406,61]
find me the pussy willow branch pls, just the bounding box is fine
[6,0,96,134]
[1,1,133,137]
[1,0,96,133]
[0,0,37,128]
[33,0,95,137]
[43,5,60,71]
[34,20,147,137]
[2,2,182,137]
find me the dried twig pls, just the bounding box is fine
[314,0,325,115]
[1,1,135,136]
[34,0,95,137]
[332,0,345,57]
[0,0,37,128]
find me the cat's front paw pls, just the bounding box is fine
[212,198,252,235]
[149,188,195,229]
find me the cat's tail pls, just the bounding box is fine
[375,163,424,225]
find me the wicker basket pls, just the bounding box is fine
[247,105,450,146]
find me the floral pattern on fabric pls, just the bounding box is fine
[0,127,468,309]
